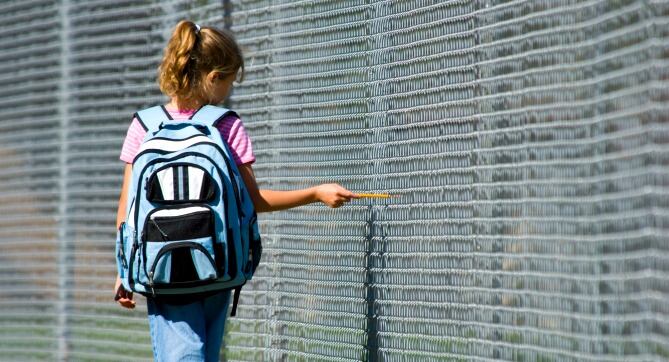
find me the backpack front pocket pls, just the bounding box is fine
[147,238,218,286]
[141,205,226,287]
[145,205,213,241]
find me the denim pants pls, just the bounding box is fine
[147,291,231,362]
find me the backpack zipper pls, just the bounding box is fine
[117,223,128,269]
[150,218,169,241]
[148,271,155,297]
[128,229,138,291]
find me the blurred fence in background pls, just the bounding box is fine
[0,0,667,361]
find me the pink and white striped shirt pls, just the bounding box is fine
[120,107,255,166]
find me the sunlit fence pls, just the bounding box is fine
[0,0,667,361]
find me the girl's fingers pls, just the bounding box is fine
[118,297,136,309]
[119,295,136,309]
[114,283,136,309]
[335,195,353,207]
[340,190,358,200]
[319,183,358,207]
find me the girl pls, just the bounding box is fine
[114,20,357,361]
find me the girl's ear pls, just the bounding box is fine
[206,71,218,83]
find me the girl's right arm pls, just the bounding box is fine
[114,163,136,309]
[237,163,358,212]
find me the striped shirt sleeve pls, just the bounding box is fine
[119,117,145,164]
[217,115,256,166]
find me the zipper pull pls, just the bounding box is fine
[119,248,128,269]
[149,272,156,297]
[151,219,169,241]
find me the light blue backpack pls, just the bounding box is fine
[115,105,261,316]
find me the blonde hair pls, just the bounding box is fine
[158,20,244,103]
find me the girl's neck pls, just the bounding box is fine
[166,98,206,112]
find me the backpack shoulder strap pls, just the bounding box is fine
[190,105,237,127]
[135,105,173,132]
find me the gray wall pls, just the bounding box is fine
[0,0,667,361]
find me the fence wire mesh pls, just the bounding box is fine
[0,0,666,361]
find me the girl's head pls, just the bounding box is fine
[158,20,244,107]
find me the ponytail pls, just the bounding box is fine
[158,20,244,103]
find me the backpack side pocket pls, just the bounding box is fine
[115,222,129,279]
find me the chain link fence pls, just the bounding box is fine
[0,0,667,361]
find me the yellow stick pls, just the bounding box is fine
[356,193,395,199]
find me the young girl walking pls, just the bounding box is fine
[114,20,357,361]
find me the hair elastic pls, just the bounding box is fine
[194,23,201,34]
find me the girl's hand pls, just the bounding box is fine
[315,183,358,208]
[114,275,136,309]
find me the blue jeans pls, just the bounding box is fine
[147,291,231,362]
